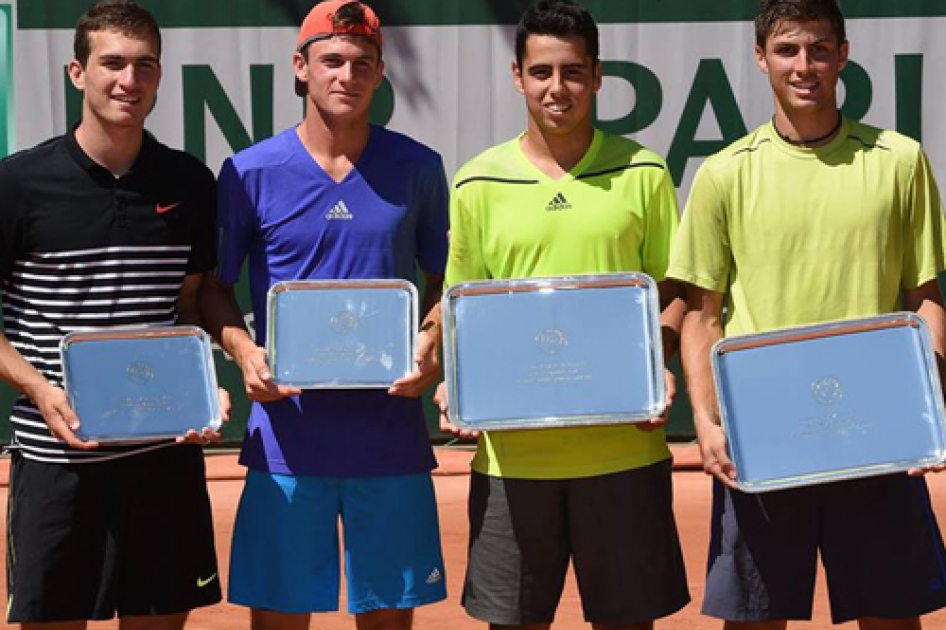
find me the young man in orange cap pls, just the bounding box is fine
[199,2,449,629]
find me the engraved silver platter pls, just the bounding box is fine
[60,326,222,443]
[266,279,418,388]
[442,273,666,430]
[712,313,946,492]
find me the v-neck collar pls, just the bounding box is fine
[291,124,379,185]
[513,128,603,184]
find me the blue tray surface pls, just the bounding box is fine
[718,326,944,486]
[271,288,413,385]
[452,285,660,425]
[65,335,217,441]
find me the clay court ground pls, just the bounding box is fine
[2,446,946,630]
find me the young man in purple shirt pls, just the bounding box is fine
[199,2,448,629]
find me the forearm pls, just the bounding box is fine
[388,273,444,397]
[0,330,88,446]
[177,297,202,328]
[915,298,946,356]
[680,298,723,435]
[0,332,53,401]
[658,280,686,362]
[198,275,259,366]
[905,280,946,388]
[419,273,444,338]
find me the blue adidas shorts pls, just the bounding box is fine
[228,471,447,614]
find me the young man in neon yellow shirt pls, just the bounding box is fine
[669,0,946,627]
[436,1,688,628]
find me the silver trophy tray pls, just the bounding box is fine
[712,313,946,492]
[266,279,418,388]
[443,273,666,430]
[60,326,222,443]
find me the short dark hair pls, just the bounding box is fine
[754,0,846,47]
[74,0,162,66]
[515,0,599,67]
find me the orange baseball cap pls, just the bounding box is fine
[296,0,383,52]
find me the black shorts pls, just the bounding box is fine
[703,474,946,624]
[6,445,221,623]
[463,459,690,625]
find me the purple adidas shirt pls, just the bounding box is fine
[216,126,448,477]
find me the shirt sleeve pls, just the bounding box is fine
[901,146,946,290]
[641,166,680,283]
[0,159,25,281]
[186,162,218,274]
[215,158,257,285]
[666,162,732,293]
[444,178,490,288]
[414,154,450,275]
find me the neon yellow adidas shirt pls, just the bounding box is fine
[446,130,679,479]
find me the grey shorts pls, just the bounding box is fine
[463,459,690,625]
[703,474,946,623]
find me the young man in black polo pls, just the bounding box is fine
[0,1,222,627]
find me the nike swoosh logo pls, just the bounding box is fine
[197,573,217,588]
[156,202,181,214]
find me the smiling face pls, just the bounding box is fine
[755,18,848,125]
[513,34,601,140]
[68,28,162,131]
[294,34,384,125]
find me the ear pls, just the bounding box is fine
[512,60,524,95]
[68,59,86,91]
[374,59,386,89]
[592,59,603,94]
[754,43,768,74]
[293,51,308,85]
[837,39,849,73]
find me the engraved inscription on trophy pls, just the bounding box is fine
[811,376,844,405]
[795,376,869,438]
[534,329,568,354]
[104,360,179,418]
[515,328,591,385]
[308,344,363,366]
[116,394,178,413]
[300,309,370,367]
[103,392,178,418]
[331,310,358,335]
[126,361,154,384]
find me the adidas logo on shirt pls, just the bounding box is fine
[325,200,354,220]
[545,192,572,211]
[426,568,443,584]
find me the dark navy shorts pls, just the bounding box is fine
[703,473,946,624]
[464,459,690,625]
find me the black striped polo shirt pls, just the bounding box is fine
[0,128,216,463]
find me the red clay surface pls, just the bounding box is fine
[2,446,946,629]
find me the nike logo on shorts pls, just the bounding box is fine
[197,573,217,588]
